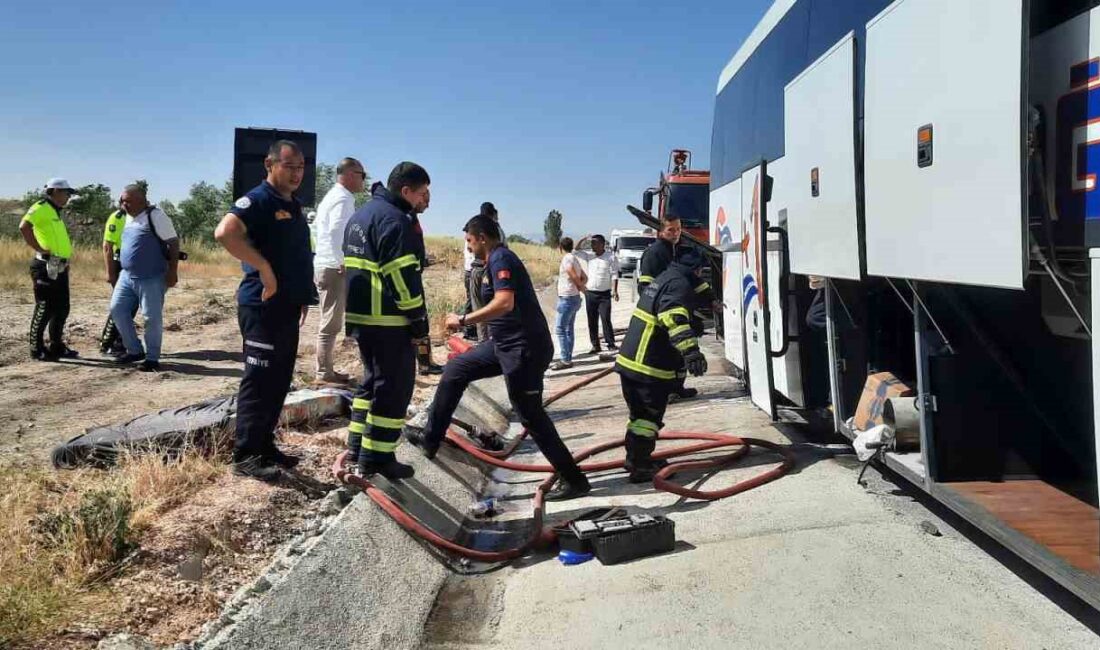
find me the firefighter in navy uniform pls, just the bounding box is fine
[636,214,714,401]
[343,163,432,479]
[616,248,709,482]
[404,214,592,500]
[215,140,316,481]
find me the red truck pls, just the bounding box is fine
[642,149,710,242]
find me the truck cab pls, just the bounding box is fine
[643,149,711,242]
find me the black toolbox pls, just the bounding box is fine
[561,514,676,565]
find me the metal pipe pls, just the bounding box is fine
[905,279,955,354]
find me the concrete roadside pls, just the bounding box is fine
[197,278,1098,650]
[420,279,1099,649]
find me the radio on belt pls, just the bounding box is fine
[560,514,676,565]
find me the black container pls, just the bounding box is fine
[567,514,676,565]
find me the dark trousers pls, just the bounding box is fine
[620,376,674,466]
[424,341,588,486]
[29,260,70,355]
[621,378,673,434]
[348,326,415,466]
[462,270,477,339]
[100,304,138,352]
[585,289,614,349]
[234,302,301,460]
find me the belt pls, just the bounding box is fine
[35,253,69,263]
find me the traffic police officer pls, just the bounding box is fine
[343,163,432,479]
[99,202,130,355]
[20,178,78,361]
[215,140,316,480]
[616,248,709,482]
[636,214,713,400]
[405,214,592,501]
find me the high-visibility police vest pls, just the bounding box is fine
[20,199,72,259]
[103,209,126,256]
[616,265,700,382]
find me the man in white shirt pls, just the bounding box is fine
[574,234,620,354]
[313,157,366,382]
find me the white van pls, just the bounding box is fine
[610,229,655,277]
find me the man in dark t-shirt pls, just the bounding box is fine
[405,214,591,500]
[215,140,316,481]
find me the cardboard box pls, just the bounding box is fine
[854,372,915,432]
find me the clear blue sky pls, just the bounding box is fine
[0,0,770,239]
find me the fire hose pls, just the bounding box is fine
[332,336,794,562]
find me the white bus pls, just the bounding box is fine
[712,0,1100,608]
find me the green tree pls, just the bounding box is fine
[176,181,230,243]
[543,209,563,248]
[506,233,534,245]
[66,184,114,226]
[314,162,336,207]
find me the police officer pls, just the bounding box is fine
[20,178,78,361]
[343,163,432,479]
[215,140,316,480]
[99,199,130,355]
[616,248,709,482]
[636,214,714,401]
[405,214,591,501]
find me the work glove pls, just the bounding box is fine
[409,318,430,340]
[683,347,707,377]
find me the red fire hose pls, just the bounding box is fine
[332,336,794,562]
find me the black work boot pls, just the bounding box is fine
[545,476,592,501]
[232,455,282,481]
[404,424,440,460]
[359,457,415,480]
[268,448,301,469]
[624,434,665,484]
[668,387,699,403]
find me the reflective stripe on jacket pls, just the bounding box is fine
[343,185,427,327]
[616,266,700,382]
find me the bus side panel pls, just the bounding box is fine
[764,156,806,406]
[742,164,777,417]
[863,0,1027,289]
[712,178,745,371]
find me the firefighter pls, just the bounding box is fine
[20,178,78,361]
[215,140,316,480]
[404,214,591,501]
[343,163,432,479]
[99,199,131,356]
[616,247,709,482]
[636,214,714,401]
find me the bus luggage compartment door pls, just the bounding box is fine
[783,31,862,281]
[863,0,1027,290]
[741,163,777,418]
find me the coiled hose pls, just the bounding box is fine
[332,336,793,561]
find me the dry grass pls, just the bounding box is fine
[0,441,229,647]
[0,238,240,294]
[0,236,555,646]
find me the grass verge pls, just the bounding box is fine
[0,441,228,647]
